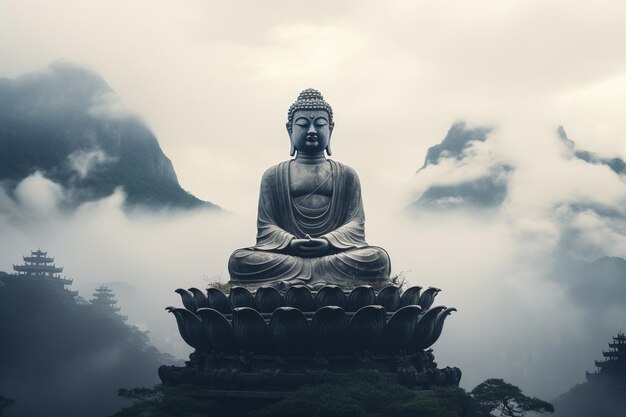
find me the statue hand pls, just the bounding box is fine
[289,237,330,257]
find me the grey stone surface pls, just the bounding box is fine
[228,89,390,287]
[163,284,461,391]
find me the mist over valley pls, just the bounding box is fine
[1,2,626,415]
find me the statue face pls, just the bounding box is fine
[289,109,332,155]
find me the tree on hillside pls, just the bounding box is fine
[113,376,553,417]
[113,377,478,417]
[471,378,554,417]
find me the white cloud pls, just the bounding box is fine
[1,0,626,400]
[68,148,116,178]
[13,172,64,218]
[87,91,133,120]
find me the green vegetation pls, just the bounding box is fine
[114,388,223,417]
[113,376,553,417]
[390,270,408,289]
[0,280,173,417]
[252,381,474,417]
[551,378,626,417]
[471,379,554,417]
[204,278,233,292]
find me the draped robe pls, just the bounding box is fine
[228,160,391,285]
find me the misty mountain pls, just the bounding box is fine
[558,126,626,176]
[559,256,626,312]
[547,255,626,377]
[418,122,493,171]
[0,61,218,210]
[550,380,626,417]
[411,123,626,212]
[410,122,512,210]
[0,274,174,417]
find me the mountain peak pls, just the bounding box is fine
[0,62,219,211]
[418,121,493,172]
[558,126,625,176]
[410,121,509,210]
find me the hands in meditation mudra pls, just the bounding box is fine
[228,89,391,287]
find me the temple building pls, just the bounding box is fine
[90,286,128,321]
[587,332,626,382]
[0,249,78,298]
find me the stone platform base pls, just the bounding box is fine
[158,351,461,393]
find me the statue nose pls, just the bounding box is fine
[307,125,317,136]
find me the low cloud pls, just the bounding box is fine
[0,174,245,360]
[559,126,626,176]
[12,172,64,218]
[1,0,626,403]
[68,148,116,179]
[410,123,512,210]
[1,135,625,401]
[87,91,133,120]
[399,118,626,398]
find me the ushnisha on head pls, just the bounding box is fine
[286,88,334,157]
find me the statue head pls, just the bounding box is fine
[286,89,334,157]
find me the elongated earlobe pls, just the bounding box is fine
[326,142,332,156]
[287,122,296,156]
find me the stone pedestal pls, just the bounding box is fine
[161,284,461,395]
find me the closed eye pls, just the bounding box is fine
[295,117,310,127]
[314,117,328,126]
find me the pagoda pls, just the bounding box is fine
[5,249,78,297]
[90,286,128,321]
[587,332,626,382]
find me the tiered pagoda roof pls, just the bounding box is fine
[12,249,73,286]
[90,286,127,321]
[587,332,626,381]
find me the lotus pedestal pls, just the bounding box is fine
[160,284,461,396]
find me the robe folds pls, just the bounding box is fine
[228,160,391,285]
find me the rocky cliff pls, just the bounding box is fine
[0,62,218,210]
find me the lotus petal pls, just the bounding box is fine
[399,286,422,307]
[384,305,422,351]
[421,307,456,349]
[348,305,386,351]
[255,286,283,313]
[376,285,401,312]
[166,307,208,351]
[229,286,255,309]
[197,307,235,352]
[418,287,441,311]
[314,285,346,309]
[189,287,208,311]
[175,288,196,312]
[347,286,376,311]
[311,306,348,353]
[285,285,314,311]
[410,306,447,352]
[269,307,309,353]
[232,307,268,352]
[206,288,231,314]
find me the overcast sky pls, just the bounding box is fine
[1,0,626,400]
[2,0,626,212]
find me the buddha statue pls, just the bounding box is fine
[228,89,391,287]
